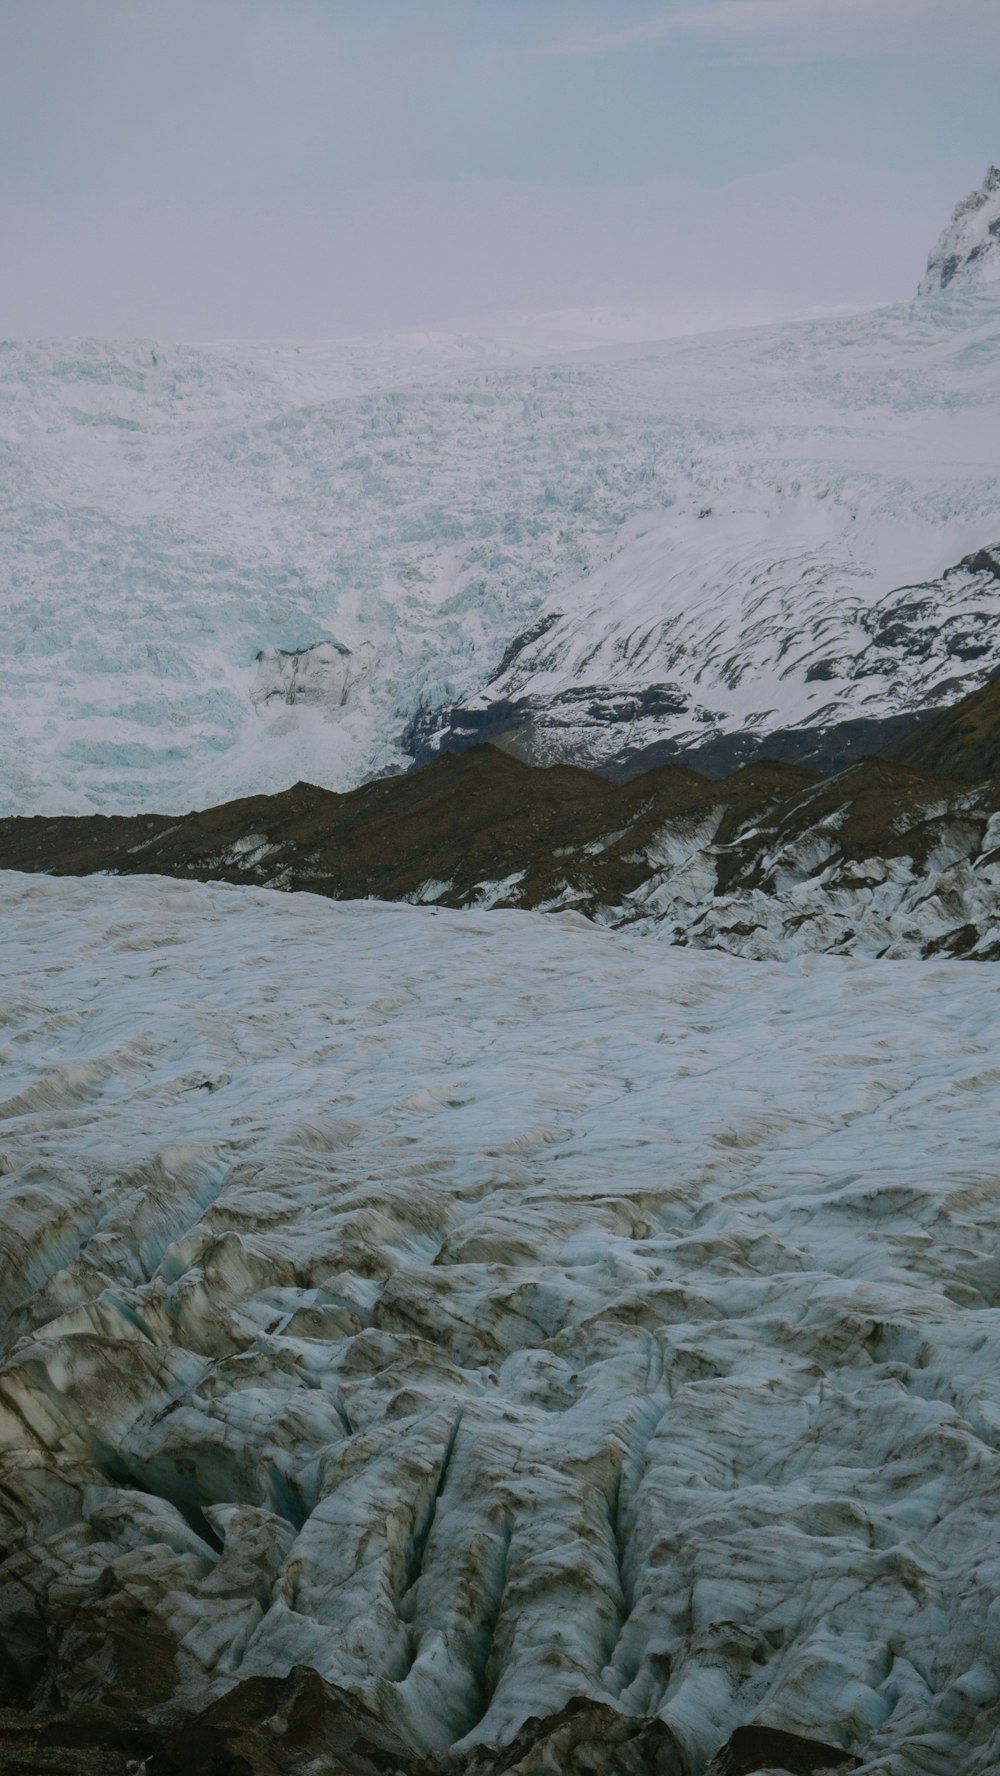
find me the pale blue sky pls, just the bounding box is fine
[1,0,997,336]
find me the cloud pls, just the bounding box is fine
[0,159,978,337]
[551,0,1000,61]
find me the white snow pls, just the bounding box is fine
[3,283,1000,814]
[481,503,1000,769]
[3,869,1000,1769]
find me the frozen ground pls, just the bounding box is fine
[3,281,1000,813]
[2,870,1000,1771]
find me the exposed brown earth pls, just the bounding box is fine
[0,747,819,913]
[2,738,998,958]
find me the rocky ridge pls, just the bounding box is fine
[882,669,1000,783]
[3,714,1000,959]
[0,1681,860,1776]
[919,165,1000,296]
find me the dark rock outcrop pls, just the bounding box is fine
[919,164,1000,296]
[2,730,1000,958]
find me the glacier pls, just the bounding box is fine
[3,869,1000,1770]
[3,276,1000,814]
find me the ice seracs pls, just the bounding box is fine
[3,252,1000,814]
[919,164,1000,296]
[250,639,376,713]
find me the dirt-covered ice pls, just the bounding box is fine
[2,873,1000,1771]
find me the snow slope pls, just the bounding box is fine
[3,280,1000,813]
[445,520,1000,777]
[3,871,1000,1771]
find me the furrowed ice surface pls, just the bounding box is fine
[2,871,1000,1771]
[3,282,1000,813]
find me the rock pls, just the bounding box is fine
[919,166,1000,296]
[3,726,1000,960]
[706,1723,860,1774]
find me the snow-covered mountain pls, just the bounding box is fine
[5,870,1000,1773]
[2,265,1000,813]
[919,164,1000,297]
[417,528,1000,779]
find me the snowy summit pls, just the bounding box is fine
[919,164,1000,296]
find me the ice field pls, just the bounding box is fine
[2,871,1000,1770]
[3,283,1000,812]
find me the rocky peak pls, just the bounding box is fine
[919,164,1000,295]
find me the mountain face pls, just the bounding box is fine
[409,540,1000,780]
[919,165,1000,296]
[883,668,1000,782]
[2,274,1000,815]
[4,869,1000,1773]
[4,725,999,960]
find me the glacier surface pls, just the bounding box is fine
[3,283,1000,813]
[3,870,1000,1770]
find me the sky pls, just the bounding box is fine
[0,0,998,339]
